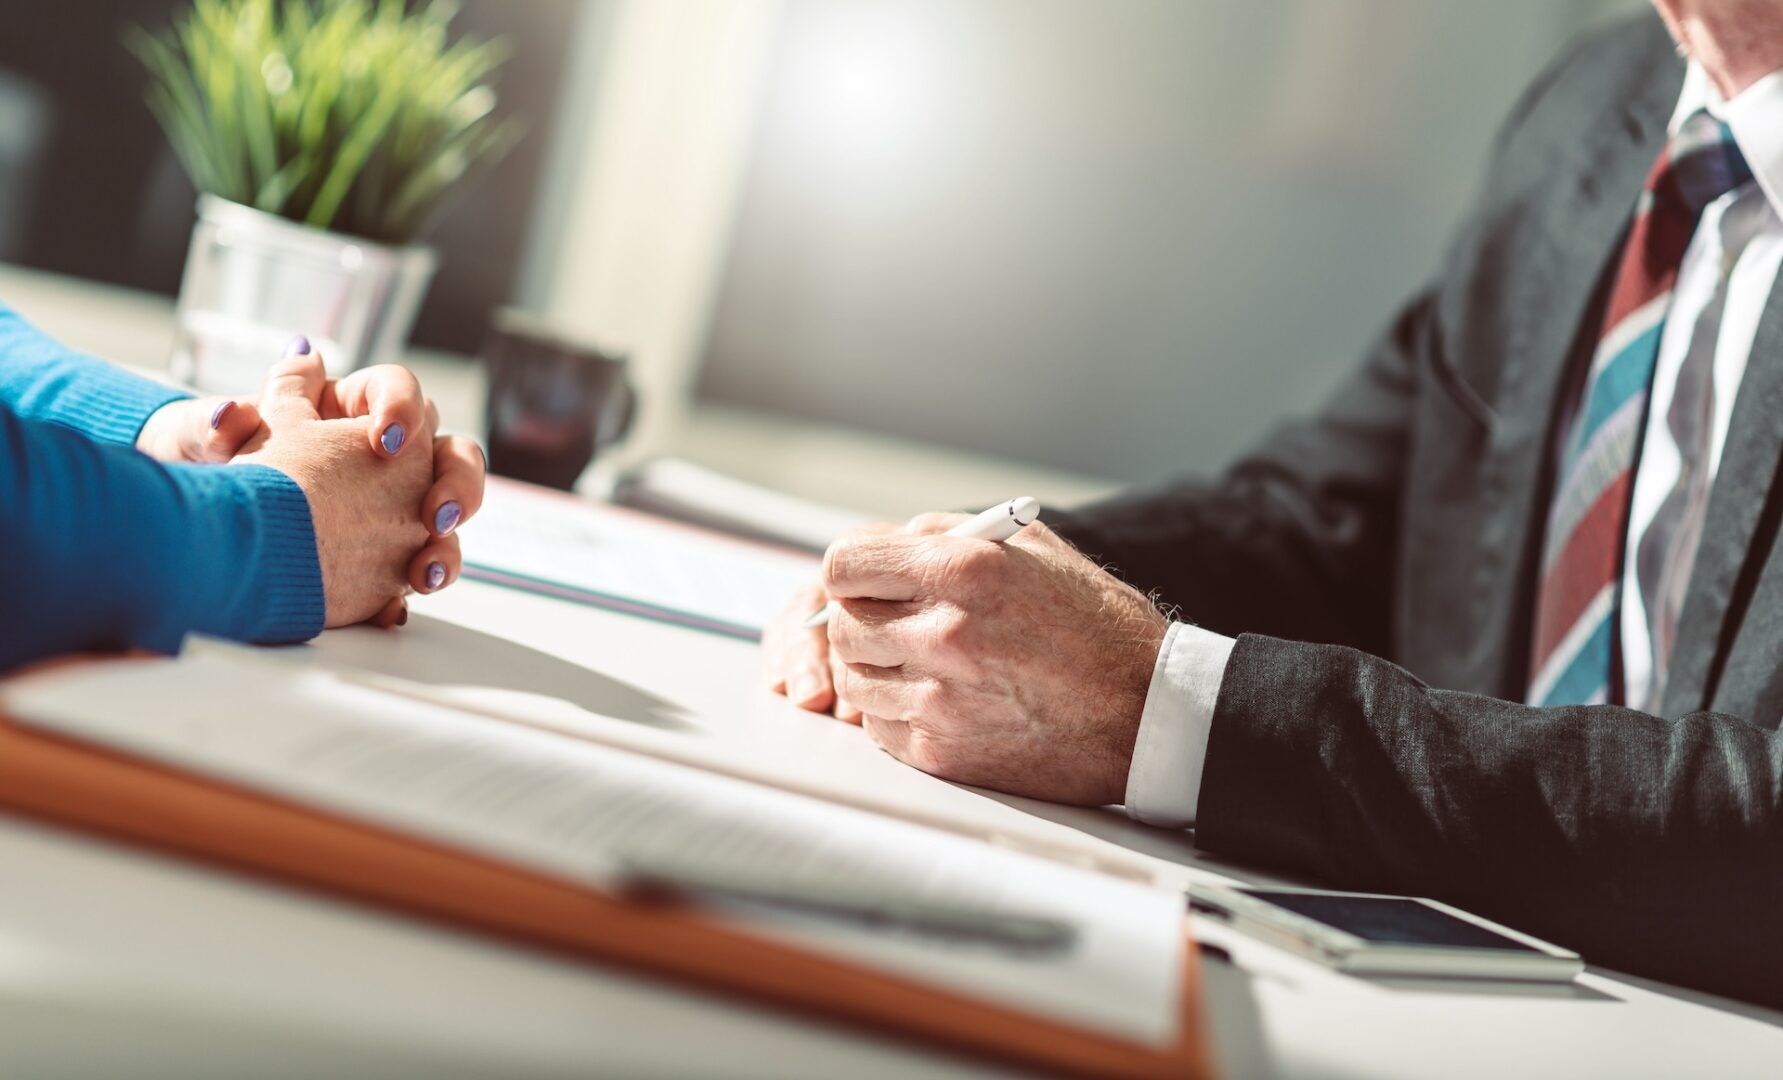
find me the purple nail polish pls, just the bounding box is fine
[396,607,410,627]
[426,561,447,591]
[381,422,406,456]
[434,500,462,536]
[209,400,235,430]
[283,334,312,358]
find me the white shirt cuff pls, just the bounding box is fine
[1122,622,1236,828]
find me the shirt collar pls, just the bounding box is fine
[1670,60,1783,219]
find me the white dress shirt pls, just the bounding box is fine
[1123,61,1783,828]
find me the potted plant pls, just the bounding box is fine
[132,0,522,392]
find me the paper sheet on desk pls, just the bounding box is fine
[460,479,820,640]
[5,655,1187,1047]
[178,637,1165,885]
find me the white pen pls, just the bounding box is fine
[802,496,1042,628]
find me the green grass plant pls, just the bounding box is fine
[131,0,523,244]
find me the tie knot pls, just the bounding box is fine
[1659,110,1752,216]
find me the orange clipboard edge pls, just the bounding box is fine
[0,706,1212,1080]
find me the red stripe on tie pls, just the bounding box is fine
[1527,114,1749,706]
[1599,157,1696,331]
[1530,470,1633,672]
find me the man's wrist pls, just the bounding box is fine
[1097,604,1170,804]
[1123,621,1236,827]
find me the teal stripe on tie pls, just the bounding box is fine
[1565,322,1663,466]
[1538,612,1617,708]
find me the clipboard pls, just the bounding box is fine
[0,708,1213,1080]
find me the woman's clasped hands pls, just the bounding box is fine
[134,335,487,629]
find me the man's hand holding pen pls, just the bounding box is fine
[764,504,1168,807]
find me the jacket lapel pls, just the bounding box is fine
[1491,78,1677,454]
[1482,52,1682,694]
[1661,278,1783,715]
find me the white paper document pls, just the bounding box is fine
[5,654,1186,1045]
[460,479,820,639]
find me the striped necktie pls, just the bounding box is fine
[1527,111,1752,708]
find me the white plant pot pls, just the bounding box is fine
[171,194,438,394]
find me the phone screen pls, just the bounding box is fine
[1236,890,1543,952]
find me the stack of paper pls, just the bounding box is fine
[3,650,1189,1048]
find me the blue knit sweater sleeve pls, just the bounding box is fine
[0,301,190,445]
[0,405,326,670]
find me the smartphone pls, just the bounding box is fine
[1187,885,1584,982]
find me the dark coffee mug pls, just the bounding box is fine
[481,309,638,490]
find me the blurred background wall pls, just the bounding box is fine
[694,0,1644,482]
[0,0,1646,489]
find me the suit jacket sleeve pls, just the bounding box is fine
[1052,19,1783,1010]
[1202,633,1783,1011]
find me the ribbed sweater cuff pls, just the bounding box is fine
[43,369,189,448]
[164,463,326,644]
[0,300,192,445]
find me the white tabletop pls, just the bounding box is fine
[4,261,1782,1076]
[5,578,1783,1079]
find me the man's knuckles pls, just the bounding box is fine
[930,537,1002,592]
[824,529,1016,601]
[910,678,953,725]
[924,607,980,666]
[819,532,861,588]
[826,611,868,662]
[823,532,915,591]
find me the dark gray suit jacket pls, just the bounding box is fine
[1054,14,1783,1011]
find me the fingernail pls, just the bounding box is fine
[792,673,821,701]
[209,400,235,430]
[426,561,446,591]
[381,422,406,456]
[396,607,410,627]
[283,334,312,358]
[433,500,462,536]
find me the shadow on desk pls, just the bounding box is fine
[283,616,697,733]
[962,787,1304,889]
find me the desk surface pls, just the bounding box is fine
[5,262,1783,1076]
[5,578,1783,1079]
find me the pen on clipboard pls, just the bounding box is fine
[802,496,1043,629]
[616,854,1077,954]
